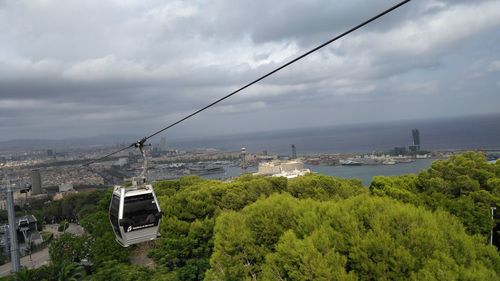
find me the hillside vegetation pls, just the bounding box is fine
[1,152,499,280]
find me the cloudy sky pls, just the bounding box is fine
[0,0,499,142]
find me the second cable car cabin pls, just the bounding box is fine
[109,180,162,247]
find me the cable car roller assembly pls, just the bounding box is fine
[92,0,411,247]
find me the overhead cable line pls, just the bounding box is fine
[83,0,411,166]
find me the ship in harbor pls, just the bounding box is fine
[340,159,363,166]
[188,163,225,175]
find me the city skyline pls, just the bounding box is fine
[1,0,499,142]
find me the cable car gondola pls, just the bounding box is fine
[109,181,162,247]
[108,140,162,247]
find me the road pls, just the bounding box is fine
[0,247,49,276]
[0,223,84,277]
[43,223,85,237]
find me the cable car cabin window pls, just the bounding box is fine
[123,193,159,232]
[110,194,122,238]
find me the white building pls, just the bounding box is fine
[255,160,310,179]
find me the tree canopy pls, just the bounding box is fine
[2,152,499,281]
[370,152,500,239]
[206,193,500,280]
[149,174,367,280]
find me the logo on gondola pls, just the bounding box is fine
[125,223,155,232]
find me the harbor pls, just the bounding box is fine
[147,156,437,186]
[305,158,435,185]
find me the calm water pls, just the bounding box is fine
[305,159,435,186]
[201,159,436,186]
[171,114,500,155]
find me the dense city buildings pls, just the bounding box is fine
[0,134,493,202]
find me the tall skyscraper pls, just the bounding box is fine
[412,129,420,146]
[408,129,421,152]
[291,144,297,159]
[31,169,42,195]
[160,137,167,151]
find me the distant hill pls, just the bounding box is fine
[0,134,141,152]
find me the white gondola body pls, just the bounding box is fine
[109,184,162,247]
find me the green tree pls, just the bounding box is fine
[91,261,151,281]
[13,268,36,281]
[287,174,366,200]
[79,211,129,267]
[49,233,90,265]
[370,175,421,205]
[6,262,86,281]
[371,152,500,238]
[207,193,500,280]
[52,262,86,281]
[262,230,356,281]
[152,174,365,280]
[89,231,130,267]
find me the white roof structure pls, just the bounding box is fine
[254,160,310,179]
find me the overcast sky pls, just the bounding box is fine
[0,0,499,142]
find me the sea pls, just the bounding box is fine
[170,114,500,185]
[171,114,500,155]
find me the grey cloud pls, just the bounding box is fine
[0,0,499,141]
[188,0,494,46]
